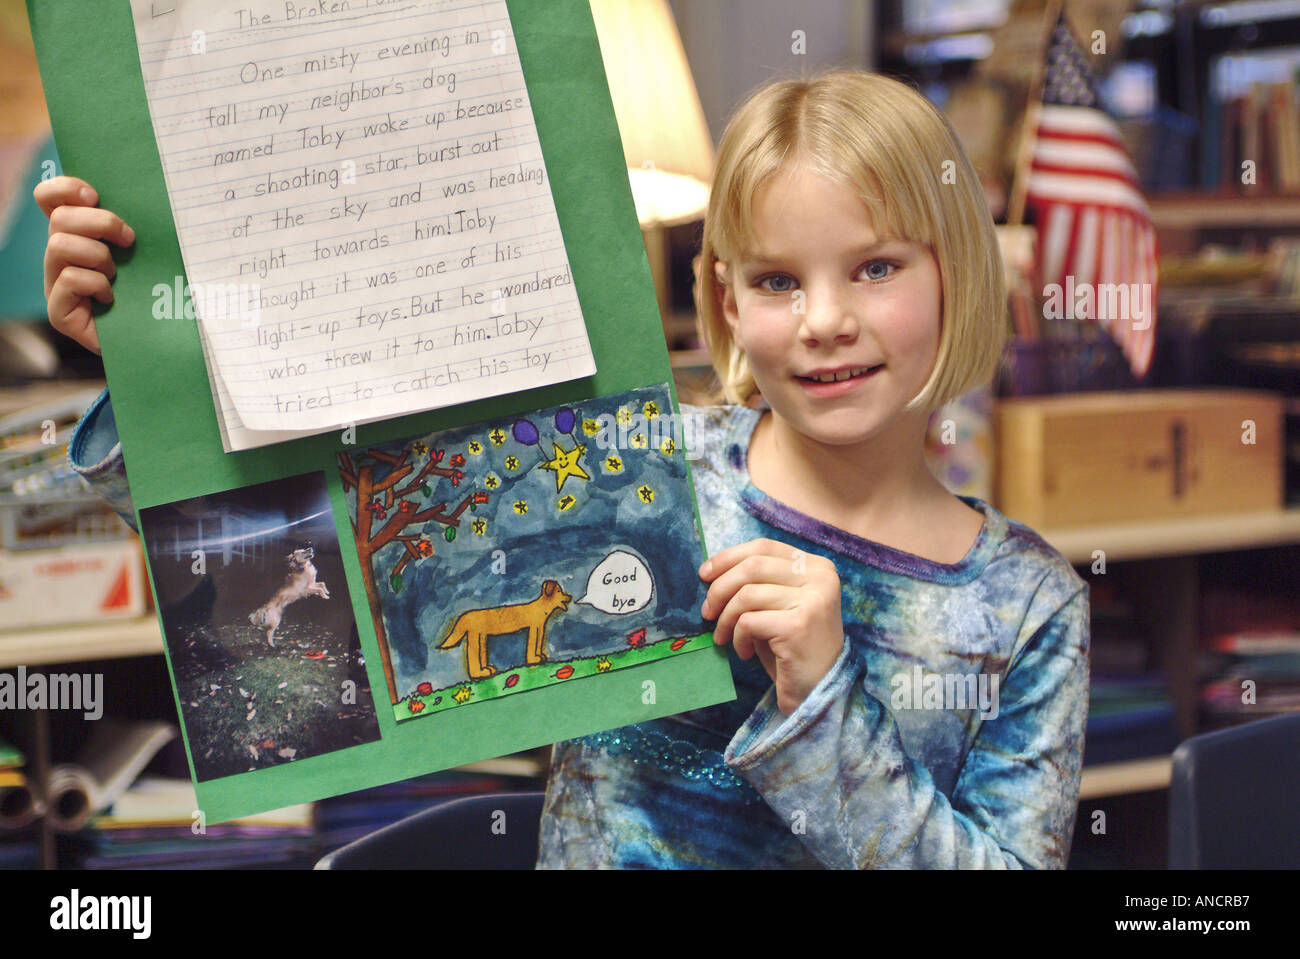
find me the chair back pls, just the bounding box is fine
[1168,714,1300,868]
[315,791,546,869]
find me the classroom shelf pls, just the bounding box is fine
[1035,506,1300,564]
[1079,756,1174,800]
[0,615,163,669]
[1149,194,1300,229]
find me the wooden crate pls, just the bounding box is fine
[995,389,1284,529]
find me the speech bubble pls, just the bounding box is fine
[576,549,654,615]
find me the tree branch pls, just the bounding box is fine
[337,452,358,492]
[363,448,405,466]
[393,458,460,498]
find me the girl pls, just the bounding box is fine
[39,69,1089,870]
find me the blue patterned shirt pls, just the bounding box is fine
[538,403,1090,868]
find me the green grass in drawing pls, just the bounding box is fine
[395,633,713,720]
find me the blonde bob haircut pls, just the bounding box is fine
[695,69,1006,413]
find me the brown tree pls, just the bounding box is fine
[338,444,476,703]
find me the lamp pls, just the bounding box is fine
[589,0,714,341]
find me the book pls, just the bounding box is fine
[0,735,21,770]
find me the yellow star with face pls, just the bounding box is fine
[540,441,590,492]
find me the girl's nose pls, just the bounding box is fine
[797,283,859,345]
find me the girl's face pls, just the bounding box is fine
[716,162,943,448]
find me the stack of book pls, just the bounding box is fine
[61,755,545,868]
[1199,632,1300,731]
[1198,583,1300,730]
[1083,579,1178,766]
[69,777,317,870]
[1085,675,1179,766]
[0,735,39,869]
[1203,78,1300,194]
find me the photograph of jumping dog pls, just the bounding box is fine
[137,472,380,781]
[249,546,331,646]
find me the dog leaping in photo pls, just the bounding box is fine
[249,547,330,647]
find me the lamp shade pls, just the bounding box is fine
[589,0,714,227]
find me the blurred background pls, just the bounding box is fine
[1,0,1297,869]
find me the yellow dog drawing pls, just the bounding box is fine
[438,580,572,680]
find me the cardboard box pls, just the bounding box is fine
[0,539,146,631]
[995,389,1284,529]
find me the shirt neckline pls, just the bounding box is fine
[722,405,1006,584]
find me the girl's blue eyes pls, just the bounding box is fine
[760,274,796,293]
[755,260,897,292]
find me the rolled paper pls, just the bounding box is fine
[45,719,176,832]
[0,771,44,831]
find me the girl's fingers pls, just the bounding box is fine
[43,206,133,307]
[729,607,793,669]
[47,204,134,247]
[701,552,804,620]
[711,582,795,650]
[44,232,117,299]
[752,636,776,683]
[40,202,133,360]
[700,538,791,582]
[33,176,98,217]
[48,266,111,355]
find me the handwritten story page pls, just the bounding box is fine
[128,0,597,445]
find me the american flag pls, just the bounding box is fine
[1024,11,1157,378]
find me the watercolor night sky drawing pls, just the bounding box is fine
[337,383,714,722]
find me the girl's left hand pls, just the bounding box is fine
[700,539,844,716]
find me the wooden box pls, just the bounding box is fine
[995,389,1284,529]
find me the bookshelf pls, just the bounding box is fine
[0,614,163,669]
[1038,506,1300,563]
[1078,755,1173,800]
[1151,194,1300,229]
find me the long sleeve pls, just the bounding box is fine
[66,387,138,533]
[722,583,1090,869]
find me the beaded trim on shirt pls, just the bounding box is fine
[573,726,764,805]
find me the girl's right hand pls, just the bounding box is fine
[34,176,135,356]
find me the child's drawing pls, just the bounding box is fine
[337,384,713,721]
[439,579,573,679]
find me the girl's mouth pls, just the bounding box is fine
[796,365,883,383]
[795,364,884,396]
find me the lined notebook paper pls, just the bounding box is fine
[128,0,596,449]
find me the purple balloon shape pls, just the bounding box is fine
[555,408,576,434]
[513,419,540,445]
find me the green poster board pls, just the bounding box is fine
[28,0,733,824]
